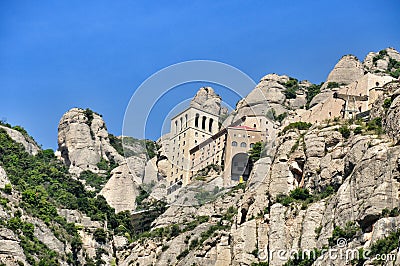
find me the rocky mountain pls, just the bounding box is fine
[1,47,400,266]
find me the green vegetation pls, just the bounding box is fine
[328,221,360,246]
[369,229,400,261]
[176,249,189,260]
[276,112,288,123]
[290,134,305,153]
[326,82,342,89]
[283,248,322,266]
[266,109,287,123]
[79,170,108,193]
[195,164,222,180]
[372,49,388,64]
[338,125,351,139]
[305,83,322,109]
[353,127,362,135]
[281,121,312,134]
[383,98,393,109]
[381,207,400,218]
[283,78,299,99]
[3,183,12,194]
[135,186,150,210]
[108,134,124,156]
[4,216,59,265]
[0,128,167,263]
[93,228,107,244]
[276,186,335,208]
[366,117,383,135]
[248,142,265,163]
[96,158,109,170]
[145,140,160,159]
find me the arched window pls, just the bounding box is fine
[185,114,188,128]
[202,116,206,130]
[240,142,247,147]
[180,117,183,131]
[175,120,178,134]
[250,143,255,148]
[209,118,214,132]
[195,113,199,127]
[232,141,238,146]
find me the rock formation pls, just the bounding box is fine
[57,108,124,175]
[190,87,228,116]
[0,125,40,155]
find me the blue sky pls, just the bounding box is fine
[0,1,399,149]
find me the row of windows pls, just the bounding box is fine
[233,134,256,139]
[231,141,255,148]
[194,114,214,132]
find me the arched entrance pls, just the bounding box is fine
[231,153,251,181]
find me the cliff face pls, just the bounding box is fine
[57,108,124,175]
[1,47,400,266]
[114,80,400,265]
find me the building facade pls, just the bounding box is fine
[165,105,271,193]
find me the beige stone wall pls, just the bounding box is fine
[292,73,395,123]
[223,127,266,185]
[166,107,220,190]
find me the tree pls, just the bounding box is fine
[248,142,264,163]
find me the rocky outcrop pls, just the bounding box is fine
[57,108,124,175]
[0,228,27,266]
[384,84,400,144]
[325,55,365,86]
[0,166,9,189]
[100,156,146,213]
[190,87,228,116]
[0,125,40,155]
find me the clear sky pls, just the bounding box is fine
[1,0,399,150]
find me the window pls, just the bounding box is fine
[209,118,214,132]
[240,142,247,147]
[250,143,255,148]
[185,114,188,127]
[195,132,198,137]
[232,141,238,146]
[253,124,256,128]
[175,120,178,134]
[183,141,185,146]
[202,116,206,130]
[180,117,183,131]
[195,113,199,127]
[233,162,238,166]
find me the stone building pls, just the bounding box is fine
[165,100,271,193]
[166,106,220,193]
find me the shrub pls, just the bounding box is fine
[367,117,383,134]
[282,122,312,134]
[176,249,189,260]
[383,98,393,109]
[290,188,311,200]
[326,82,340,89]
[4,183,12,194]
[283,78,299,99]
[328,221,359,246]
[353,127,362,135]
[338,126,351,139]
[248,142,264,163]
[96,158,109,171]
[369,229,400,260]
[276,112,288,122]
[93,228,107,244]
[306,83,322,109]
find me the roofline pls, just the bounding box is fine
[189,116,247,154]
[171,105,221,120]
